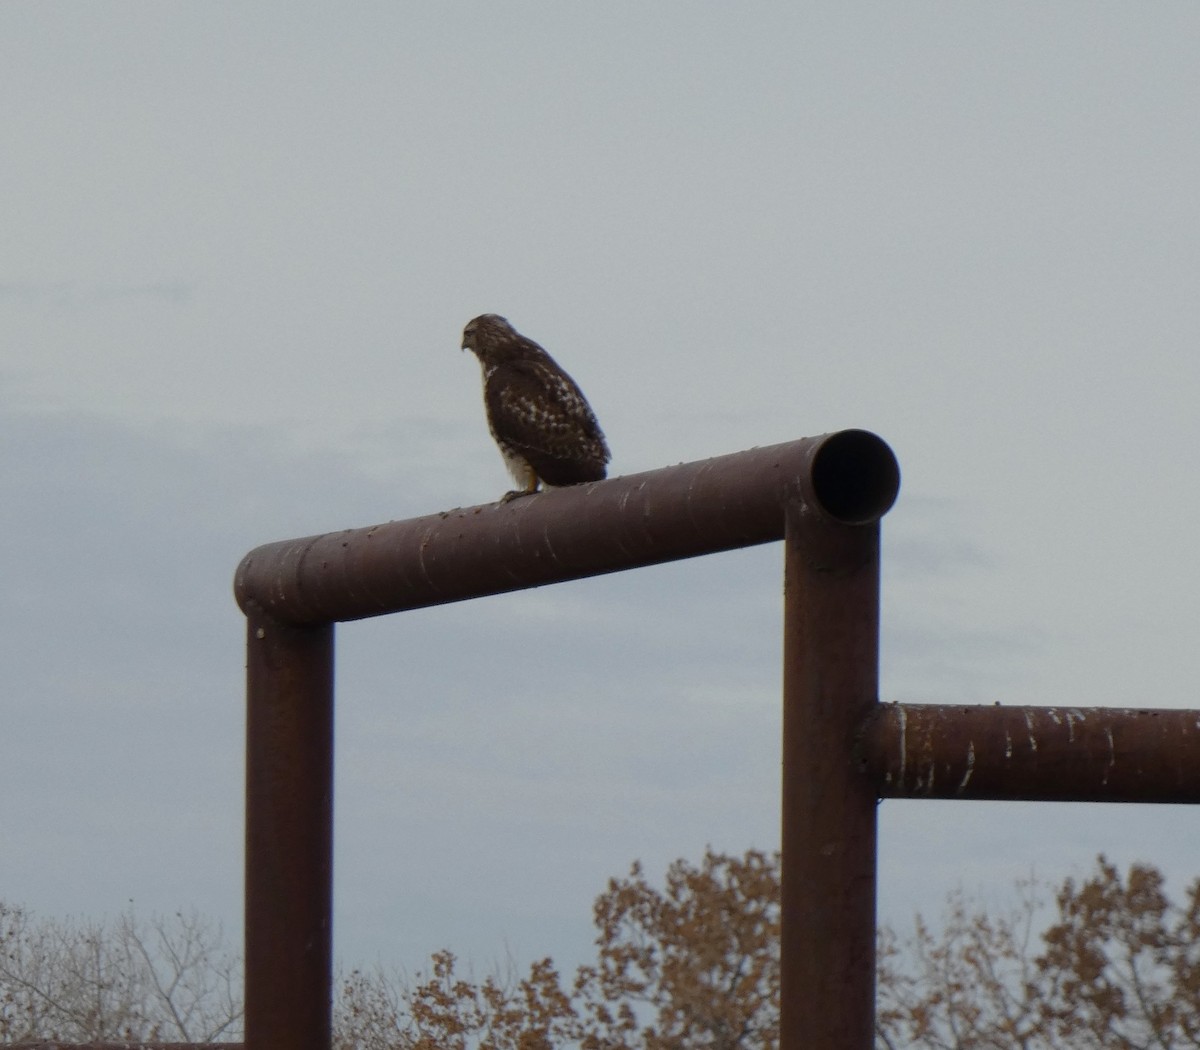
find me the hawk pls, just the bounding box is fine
[461,314,610,502]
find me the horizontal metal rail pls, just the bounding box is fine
[862,703,1200,803]
[235,429,901,625]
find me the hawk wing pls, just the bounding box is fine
[486,359,609,486]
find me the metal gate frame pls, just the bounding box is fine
[228,429,1200,1050]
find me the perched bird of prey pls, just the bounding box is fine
[461,314,610,502]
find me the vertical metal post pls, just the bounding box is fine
[780,499,880,1050]
[244,604,335,1050]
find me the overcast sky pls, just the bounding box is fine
[3,2,1199,979]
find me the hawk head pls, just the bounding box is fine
[461,314,531,367]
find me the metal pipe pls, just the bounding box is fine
[235,430,900,626]
[862,703,1200,803]
[244,605,334,1050]
[781,501,881,1050]
[232,431,899,1050]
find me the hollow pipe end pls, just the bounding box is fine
[809,430,901,525]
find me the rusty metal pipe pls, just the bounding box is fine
[235,430,900,626]
[232,431,899,1050]
[780,502,881,1049]
[244,606,334,1050]
[862,703,1200,803]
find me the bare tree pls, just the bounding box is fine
[0,901,242,1042]
[875,879,1048,1050]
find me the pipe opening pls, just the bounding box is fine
[810,430,901,524]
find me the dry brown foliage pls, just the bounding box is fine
[335,848,778,1050]
[335,949,575,1050]
[5,850,1196,1049]
[571,848,780,1050]
[337,851,1199,1050]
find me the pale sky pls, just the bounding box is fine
[2,2,1199,977]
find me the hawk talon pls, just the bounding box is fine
[499,488,533,504]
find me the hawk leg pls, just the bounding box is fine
[498,451,541,503]
[499,475,540,503]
